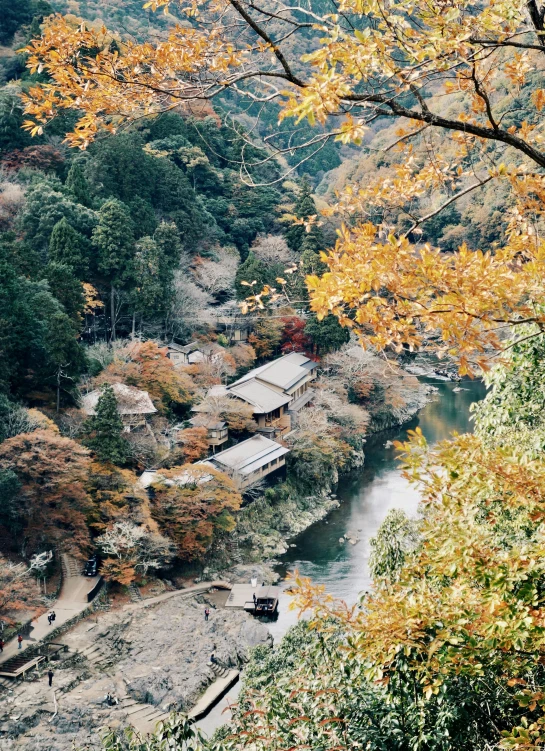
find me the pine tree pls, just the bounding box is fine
[48,217,89,277]
[42,261,85,324]
[65,162,91,207]
[235,252,271,301]
[291,246,328,303]
[304,313,350,355]
[154,221,183,269]
[82,384,130,465]
[128,236,172,328]
[92,199,135,339]
[286,177,325,252]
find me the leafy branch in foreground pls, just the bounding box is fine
[18,1,545,370]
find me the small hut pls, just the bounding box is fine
[81,383,157,432]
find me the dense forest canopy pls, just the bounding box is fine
[4,2,545,750]
[16,0,545,372]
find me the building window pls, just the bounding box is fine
[271,458,277,466]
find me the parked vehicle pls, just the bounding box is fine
[83,556,98,577]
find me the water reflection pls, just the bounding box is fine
[269,379,486,641]
[197,379,487,732]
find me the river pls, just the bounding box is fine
[198,379,487,735]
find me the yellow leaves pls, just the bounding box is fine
[532,89,545,112]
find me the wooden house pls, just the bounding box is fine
[225,352,318,436]
[189,415,229,451]
[199,434,289,490]
[81,383,157,432]
[166,341,222,367]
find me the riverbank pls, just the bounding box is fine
[0,586,271,751]
[212,371,436,567]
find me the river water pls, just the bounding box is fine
[198,379,487,735]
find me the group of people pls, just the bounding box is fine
[47,611,56,626]
[105,692,119,706]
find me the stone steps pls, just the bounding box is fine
[128,584,143,603]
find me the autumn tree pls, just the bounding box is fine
[193,391,257,435]
[81,384,130,466]
[0,429,92,557]
[96,521,175,585]
[150,464,242,561]
[280,315,312,355]
[175,426,209,464]
[0,554,45,625]
[86,462,145,533]
[94,340,195,415]
[22,1,545,370]
[248,317,283,360]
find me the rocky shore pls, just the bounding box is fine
[0,591,270,751]
[220,375,436,566]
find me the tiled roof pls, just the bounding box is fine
[230,351,316,391]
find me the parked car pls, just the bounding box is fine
[83,556,98,577]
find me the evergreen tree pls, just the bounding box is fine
[42,261,85,324]
[65,161,92,207]
[128,236,172,326]
[286,177,325,252]
[82,384,130,465]
[44,309,85,411]
[129,196,157,239]
[48,217,89,276]
[304,313,350,355]
[92,199,135,339]
[291,247,328,303]
[235,252,274,301]
[154,221,183,269]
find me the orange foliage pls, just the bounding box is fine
[150,464,242,561]
[0,430,92,557]
[100,558,136,586]
[0,555,43,623]
[94,340,195,413]
[176,426,209,463]
[86,461,146,533]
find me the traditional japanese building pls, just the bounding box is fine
[225,352,318,436]
[81,383,157,432]
[199,434,289,490]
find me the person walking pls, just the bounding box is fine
[48,670,54,687]
[50,611,56,624]
[17,634,23,650]
[204,608,210,622]
[47,613,52,626]
[0,638,4,653]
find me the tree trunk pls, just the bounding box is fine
[111,285,116,341]
[56,368,61,412]
[132,311,136,338]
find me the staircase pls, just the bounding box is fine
[61,555,82,579]
[117,695,170,732]
[128,584,143,603]
[209,661,232,680]
[78,643,115,671]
